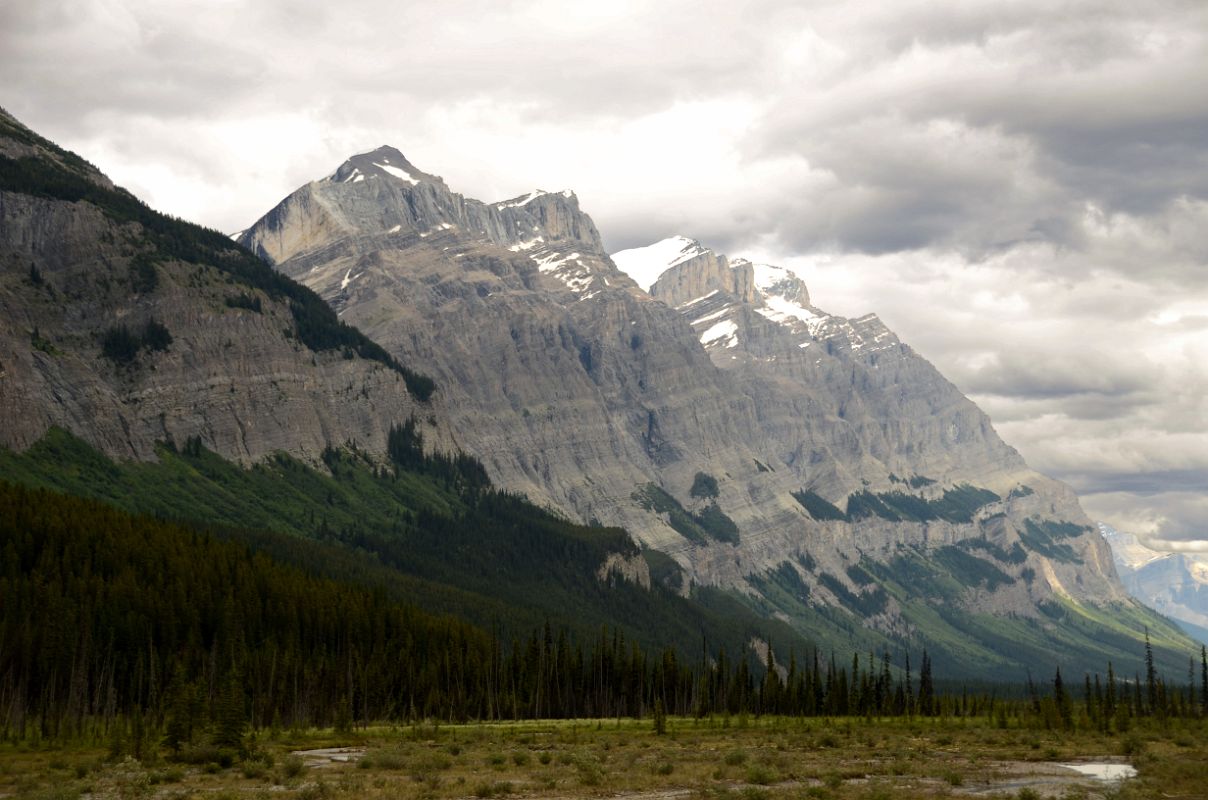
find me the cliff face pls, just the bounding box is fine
[626,240,1134,612]
[243,150,803,575]
[234,146,1184,676]
[0,113,436,465]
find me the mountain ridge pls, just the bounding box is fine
[235,147,1196,676]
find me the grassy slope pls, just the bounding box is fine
[744,542,1194,682]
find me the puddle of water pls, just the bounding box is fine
[1057,763,1136,781]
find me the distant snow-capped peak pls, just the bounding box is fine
[1098,522,1168,569]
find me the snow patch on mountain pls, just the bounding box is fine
[756,295,825,334]
[700,319,739,348]
[494,189,573,209]
[611,236,709,291]
[375,162,419,185]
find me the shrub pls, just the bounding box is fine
[100,319,172,364]
[690,472,720,499]
[745,765,778,785]
[100,325,141,364]
[280,755,304,778]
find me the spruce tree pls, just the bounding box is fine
[1053,667,1072,729]
[917,650,935,717]
[212,675,247,754]
[1201,645,1207,717]
[1145,630,1157,714]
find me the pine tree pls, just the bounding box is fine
[1201,645,1207,717]
[1105,662,1117,718]
[212,675,247,754]
[917,650,935,717]
[652,697,666,735]
[1145,630,1157,714]
[1053,667,1072,729]
[163,677,200,753]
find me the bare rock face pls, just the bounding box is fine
[238,149,1159,666]
[0,113,436,465]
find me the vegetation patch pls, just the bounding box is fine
[1019,518,1086,564]
[642,548,685,592]
[0,429,794,678]
[690,471,720,499]
[224,292,263,313]
[957,537,1028,565]
[791,490,846,521]
[845,484,1000,524]
[889,473,936,488]
[748,562,811,612]
[100,319,172,364]
[931,546,1016,591]
[817,571,888,616]
[633,484,740,544]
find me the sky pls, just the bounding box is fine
[3,0,1206,549]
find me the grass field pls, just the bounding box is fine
[3,715,1204,800]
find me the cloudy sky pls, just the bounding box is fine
[4,0,1206,548]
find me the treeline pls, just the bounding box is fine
[0,481,496,740]
[0,428,808,670]
[5,478,1208,754]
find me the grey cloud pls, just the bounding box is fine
[1066,469,1208,497]
[744,2,1208,260]
[961,350,1161,401]
[1082,490,1208,548]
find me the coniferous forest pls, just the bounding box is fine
[3,468,1207,753]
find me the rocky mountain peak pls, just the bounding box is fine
[611,236,711,291]
[241,151,606,266]
[326,145,440,187]
[746,260,811,308]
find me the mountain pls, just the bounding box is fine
[0,110,437,465]
[239,154,1196,677]
[1101,523,1208,645]
[0,111,812,672]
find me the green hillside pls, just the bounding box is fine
[0,428,806,665]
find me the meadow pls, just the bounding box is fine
[3,713,1204,800]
